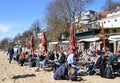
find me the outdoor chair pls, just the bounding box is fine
[93,68,100,75]
[44,61,55,71]
[112,58,120,75]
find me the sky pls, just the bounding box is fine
[0,0,115,41]
[0,0,53,41]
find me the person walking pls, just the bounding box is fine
[7,45,14,64]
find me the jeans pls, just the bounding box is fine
[71,64,80,71]
[9,54,13,63]
[54,62,61,71]
[19,59,25,66]
[16,54,20,61]
[39,60,46,67]
[29,61,36,67]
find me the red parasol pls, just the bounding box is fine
[69,23,77,53]
[42,32,47,52]
[30,36,34,54]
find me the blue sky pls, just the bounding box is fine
[0,0,111,41]
[0,0,52,41]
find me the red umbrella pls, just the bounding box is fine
[42,32,47,52]
[69,23,77,53]
[30,36,34,54]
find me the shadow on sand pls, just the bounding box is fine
[12,74,36,79]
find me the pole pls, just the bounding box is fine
[102,22,106,52]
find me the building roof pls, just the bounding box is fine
[99,7,120,19]
[99,11,109,19]
[99,14,120,20]
[109,7,120,14]
[79,37,100,42]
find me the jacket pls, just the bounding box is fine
[54,64,68,80]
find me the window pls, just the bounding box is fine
[104,21,106,24]
[115,19,117,22]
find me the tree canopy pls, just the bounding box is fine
[46,0,93,41]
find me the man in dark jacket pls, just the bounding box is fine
[54,63,71,80]
[85,51,104,76]
[94,55,103,69]
[93,51,104,77]
[54,51,66,71]
[7,46,14,64]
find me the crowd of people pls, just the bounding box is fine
[7,45,120,81]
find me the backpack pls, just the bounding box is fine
[104,65,114,78]
[68,68,77,81]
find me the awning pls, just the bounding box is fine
[108,35,120,41]
[49,42,58,45]
[79,37,100,42]
[61,41,69,44]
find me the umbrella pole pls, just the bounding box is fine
[102,23,106,52]
[103,37,106,52]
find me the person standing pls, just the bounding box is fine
[7,45,14,64]
[16,45,22,62]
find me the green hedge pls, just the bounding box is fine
[99,28,120,34]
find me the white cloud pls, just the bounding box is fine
[0,24,12,32]
[0,23,22,33]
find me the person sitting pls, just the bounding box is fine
[46,51,56,68]
[19,52,26,66]
[86,50,96,57]
[68,67,77,81]
[106,50,114,65]
[49,51,55,61]
[39,52,47,70]
[82,51,91,61]
[53,50,59,60]
[67,49,80,72]
[54,51,66,71]
[54,63,71,80]
[85,51,104,76]
[28,54,37,67]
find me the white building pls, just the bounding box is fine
[75,10,98,26]
[99,8,120,28]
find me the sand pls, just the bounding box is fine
[0,51,120,83]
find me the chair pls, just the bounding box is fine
[111,56,120,76]
[44,61,55,71]
[94,69,100,75]
[112,62,120,75]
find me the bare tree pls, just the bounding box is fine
[102,0,120,11]
[20,30,33,48]
[29,19,41,37]
[46,0,93,41]
[13,33,21,44]
[0,37,12,50]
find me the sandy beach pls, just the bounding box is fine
[0,51,120,83]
